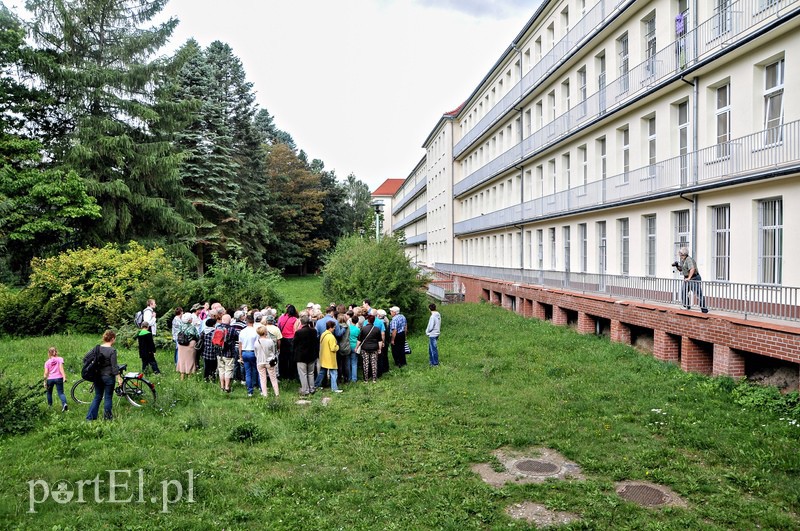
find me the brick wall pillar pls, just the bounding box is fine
[654,330,680,363]
[577,312,596,335]
[552,306,568,326]
[532,301,547,320]
[712,344,746,378]
[681,337,712,375]
[611,320,631,345]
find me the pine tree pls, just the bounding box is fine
[24,0,193,247]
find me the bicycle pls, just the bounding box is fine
[71,364,157,407]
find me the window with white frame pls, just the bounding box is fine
[647,116,657,178]
[549,227,557,269]
[711,205,730,281]
[578,67,587,117]
[758,198,782,284]
[563,226,571,273]
[549,158,556,198]
[562,79,570,111]
[673,210,690,258]
[598,221,607,273]
[643,15,657,78]
[644,214,657,276]
[537,229,544,269]
[579,223,588,272]
[764,58,784,144]
[535,100,543,129]
[716,84,730,158]
[536,164,544,198]
[547,23,555,49]
[598,136,607,181]
[563,153,571,189]
[525,230,532,268]
[678,100,689,185]
[714,0,731,36]
[578,144,588,188]
[618,33,629,93]
[561,6,569,33]
[619,218,630,275]
[620,126,630,183]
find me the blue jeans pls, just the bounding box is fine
[349,353,358,382]
[428,336,439,366]
[87,375,115,420]
[241,351,259,394]
[683,275,707,310]
[46,378,67,407]
[314,368,339,391]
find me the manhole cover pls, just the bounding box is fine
[514,459,560,476]
[618,484,668,506]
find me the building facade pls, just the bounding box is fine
[391,0,800,380]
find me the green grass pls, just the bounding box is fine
[278,275,325,309]
[1,300,798,529]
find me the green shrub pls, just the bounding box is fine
[0,372,44,437]
[191,258,283,311]
[228,421,268,444]
[321,235,429,330]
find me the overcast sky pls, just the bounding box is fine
[157,0,534,191]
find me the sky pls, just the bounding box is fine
[156,0,536,191]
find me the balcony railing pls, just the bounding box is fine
[393,177,427,213]
[393,205,427,232]
[453,0,800,198]
[435,263,800,322]
[454,120,800,235]
[453,0,632,158]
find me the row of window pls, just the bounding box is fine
[459,198,783,284]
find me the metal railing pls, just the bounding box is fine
[393,205,427,232]
[393,176,427,213]
[454,120,800,235]
[454,0,632,157]
[435,263,800,321]
[453,0,800,197]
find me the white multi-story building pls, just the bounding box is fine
[396,0,799,289]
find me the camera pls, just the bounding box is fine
[671,261,680,268]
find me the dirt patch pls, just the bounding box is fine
[472,447,585,487]
[749,366,799,392]
[506,501,580,527]
[615,480,687,509]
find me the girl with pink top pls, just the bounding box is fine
[43,347,68,412]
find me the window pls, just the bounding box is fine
[643,15,657,78]
[619,218,630,275]
[673,210,690,258]
[711,205,730,281]
[597,52,607,115]
[534,38,542,63]
[536,165,544,197]
[537,229,544,269]
[549,159,556,197]
[579,223,588,272]
[678,100,689,184]
[561,7,569,33]
[764,59,784,144]
[715,84,730,158]
[563,153,571,189]
[620,126,630,183]
[577,66,587,116]
[598,137,607,180]
[535,101,543,129]
[618,33,629,93]
[547,23,555,49]
[578,144,588,188]
[562,79,570,110]
[549,227,557,269]
[525,230,532,268]
[714,0,731,36]
[548,90,556,124]
[647,116,657,178]
[758,198,782,284]
[645,215,657,276]
[597,221,607,274]
[563,226,571,273]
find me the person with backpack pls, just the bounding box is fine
[85,330,122,421]
[215,314,236,393]
[199,311,219,382]
[176,313,199,380]
[137,299,158,335]
[137,321,160,375]
[170,307,183,366]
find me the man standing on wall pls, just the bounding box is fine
[676,247,708,313]
[426,303,441,366]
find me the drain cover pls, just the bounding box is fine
[514,459,560,476]
[618,484,668,506]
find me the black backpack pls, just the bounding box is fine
[177,327,191,346]
[81,346,105,380]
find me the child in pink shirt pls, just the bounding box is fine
[43,347,68,412]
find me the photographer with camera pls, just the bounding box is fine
[673,247,708,313]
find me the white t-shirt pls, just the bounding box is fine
[238,326,258,352]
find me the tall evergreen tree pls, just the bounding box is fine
[24,0,193,248]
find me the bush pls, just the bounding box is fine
[190,258,283,312]
[26,242,184,332]
[321,235,429,330]
[0,372,45,437]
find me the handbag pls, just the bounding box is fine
[404,341,412,355]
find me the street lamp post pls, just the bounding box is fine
[371,200,384,242]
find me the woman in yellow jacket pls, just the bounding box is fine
[314,320,342,393]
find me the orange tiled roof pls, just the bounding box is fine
[372,179,405,196]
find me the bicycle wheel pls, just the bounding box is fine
[122,377,156,407]
[71,379,95,405]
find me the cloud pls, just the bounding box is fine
[413,0,534,18]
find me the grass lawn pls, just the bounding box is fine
[0,293,798,529]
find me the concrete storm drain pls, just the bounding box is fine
[512,459,561,476]
[615,481,687,509]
